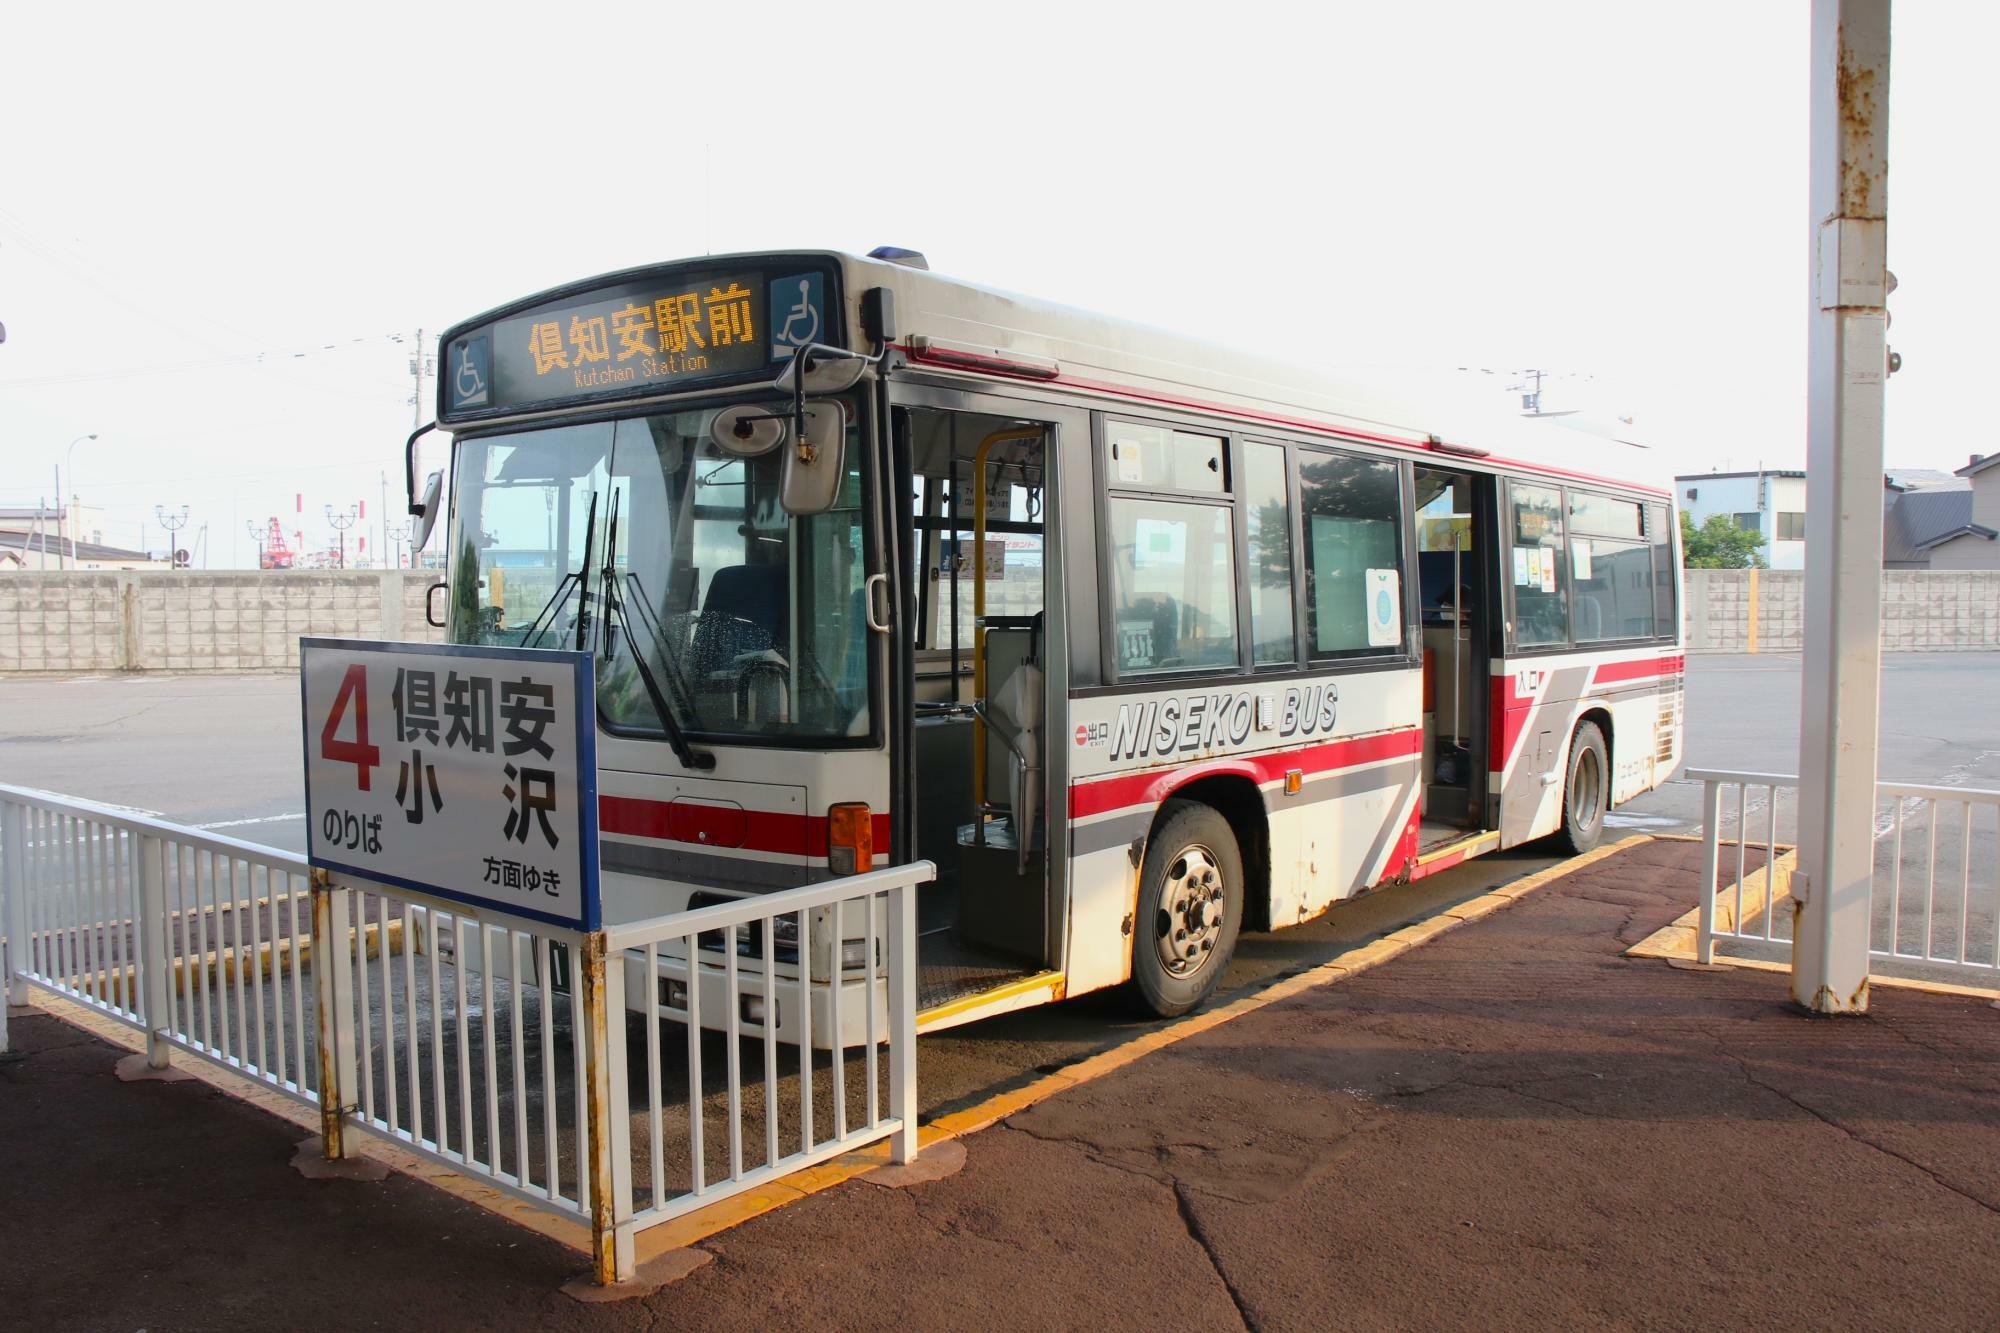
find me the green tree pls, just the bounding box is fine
[1680,509,1768,569]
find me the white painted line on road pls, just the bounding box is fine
[1604,812,1686,830]
[193,813,306,830]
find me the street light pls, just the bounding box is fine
[57,433,97,570]
[155,505,190,569]
[326,504,358,570]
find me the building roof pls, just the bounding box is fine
[1958,453,2000,479]
[1885,467,1968,492]
[0,530,152,563]
[1884,488,1998,563]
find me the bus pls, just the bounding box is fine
[412,247,1683,1035]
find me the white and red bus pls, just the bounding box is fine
[418,248,1682,1033]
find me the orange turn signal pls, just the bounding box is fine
[828,802,873,875]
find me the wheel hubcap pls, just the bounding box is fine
[1154,843,1225,978]
[1572,747,1602,830]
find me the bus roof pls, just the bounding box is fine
[842,249,1672,498]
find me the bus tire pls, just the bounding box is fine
[1131,799,1243,1018]
[1556,720,1609,854]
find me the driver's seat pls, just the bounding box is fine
[692,564,787,671]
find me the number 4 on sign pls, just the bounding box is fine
[321,663,382,790]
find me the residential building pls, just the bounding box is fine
[0,503,110,546]
[0,530,167,571]
[1674,469,1807,569]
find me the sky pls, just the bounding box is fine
[2,2,1993,567]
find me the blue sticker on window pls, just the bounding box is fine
[769,272,824,359]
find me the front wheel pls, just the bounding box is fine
[1556,721,1609,854]
[1131,800,1244,1018]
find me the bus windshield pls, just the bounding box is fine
[447,396,871,743]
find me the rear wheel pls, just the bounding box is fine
[1556,721,1609,854]
[1131,800,1243,1018]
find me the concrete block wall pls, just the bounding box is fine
[0,571,445,673]
[5,567,1998,670]
[1684,568,2000,653]
[1881,570,2000,651]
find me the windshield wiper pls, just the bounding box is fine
[520,490,598,650]
[599,488,714,771]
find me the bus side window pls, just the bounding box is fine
[1298,449,1403,659]
[1508,483,1569,648]
[1241,441,1296,666]
[1102,421,1239,677]
[1647,503,1678,639]
[1568,491,1653,641]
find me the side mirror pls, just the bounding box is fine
[780,404,847,514]
[774,345,871,397]
[412,470,444,552]
[709,404,786,458]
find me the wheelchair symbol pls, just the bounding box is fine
[775,278,819,352]
[455,342,488,405]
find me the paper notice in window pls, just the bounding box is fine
[1366,568,1401,648]
[1570,539,1592,581]
[1513,547,1531,586]
[1539,548,1557,594]
[1113,440,1143,484]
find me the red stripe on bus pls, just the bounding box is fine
[1490,672,1534,775]
[892,345,1672,499]
[599,796,889,859]
[1590,654,1686,686]
[1068,728,1421,821]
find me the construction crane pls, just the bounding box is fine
[261,518,295,570]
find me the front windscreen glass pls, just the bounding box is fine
[448,396,871,742]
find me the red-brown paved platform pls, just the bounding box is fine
[4,838,1996,1330]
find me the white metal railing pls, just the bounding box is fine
[0,784,319,1099]
[1873,781,2000,976]
[0,784,932,1286]
[1692,769,1800,962]
[316,885,596,1223]
[1692,769,2000,986]
[594,860,931,1277]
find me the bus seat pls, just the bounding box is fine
[985,658,1043,875]
[693,564,787,671]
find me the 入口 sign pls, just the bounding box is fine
[301,638,600,932]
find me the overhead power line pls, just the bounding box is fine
[0,332,415,389]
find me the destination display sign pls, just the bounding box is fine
[441,261,838,421]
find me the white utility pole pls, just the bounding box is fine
[1793,0,1890,1014]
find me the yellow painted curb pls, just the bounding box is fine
[1443,891,1518,922]
[1383,915,1459,949]
[1626,847,1794,961]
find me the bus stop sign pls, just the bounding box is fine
[301,638,600,932]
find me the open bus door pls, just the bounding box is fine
[886,386,1089,1027]
[1412,466,1497,855]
